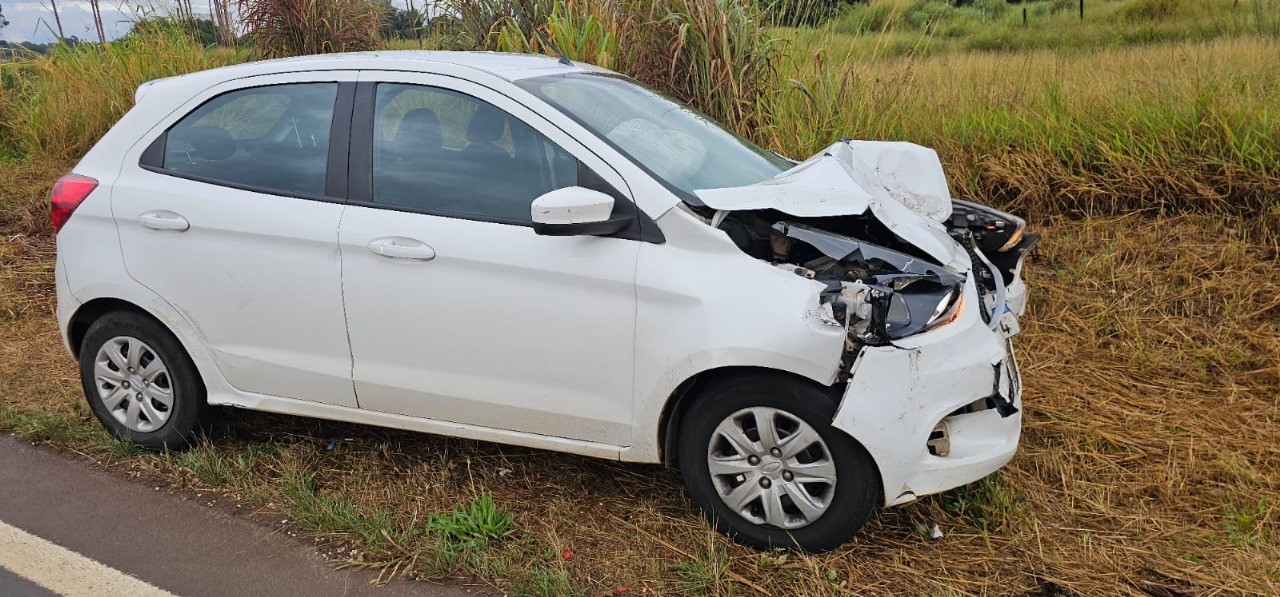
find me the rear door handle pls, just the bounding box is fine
[367,236,436,261]
[138,210,190,232]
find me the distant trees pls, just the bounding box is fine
[0,37,85,54]
[1,0,429,48]
[210,0,236,45]
[378,0,426,41]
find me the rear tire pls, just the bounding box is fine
[79,311,209,450]
[677,374,880,552]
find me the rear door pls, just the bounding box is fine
[111,72,359,406]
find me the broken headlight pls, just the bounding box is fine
[862,279,963,344]
[771,223,969,346]
[923,285,964,329]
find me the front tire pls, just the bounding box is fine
[79,311,209,450]
[677,374,880,552]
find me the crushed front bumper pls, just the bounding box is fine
[831,301,1022,506]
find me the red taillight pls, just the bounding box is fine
[51,173,98,233]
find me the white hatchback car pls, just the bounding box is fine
[54,52,1037,551]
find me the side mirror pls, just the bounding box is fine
[531,186,632,237]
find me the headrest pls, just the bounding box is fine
[395,108,443,148]
[466,104,507,144]
[175,125,235,161]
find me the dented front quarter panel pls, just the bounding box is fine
[832,277,1022,505]
[625,207,849,461]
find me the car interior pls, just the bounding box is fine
[372,85,579,222]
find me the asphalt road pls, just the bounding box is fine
[0,434,476,597]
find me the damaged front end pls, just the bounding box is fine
[697,140,1038,379]
[694,140,1039,504]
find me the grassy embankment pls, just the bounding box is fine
[1,0,1278,593]
[801,0,1280,56]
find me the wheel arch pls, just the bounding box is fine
[68,297,162,358]
[657,366,852,467]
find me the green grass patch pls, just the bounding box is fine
[1,406,100,445]
[425,492,516,548]
[1220,499,1270,548]
[674,540,731,595]
[279,472,422,558]
[175,440,277,488]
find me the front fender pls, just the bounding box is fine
[624,208,847,462]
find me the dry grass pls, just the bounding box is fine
[0,29,240,160]
[236,0,382,58]
[770,35,1280,222]
[821,0,1280,54]
[2,7,1279,595]
[0,158,66,237]
[3,210,1277,594]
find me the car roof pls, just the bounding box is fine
[215,51,607,81]
[133,51,613,107]
[134,51,612,105]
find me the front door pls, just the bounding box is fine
[338,75,641,444]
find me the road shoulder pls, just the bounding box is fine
[0,433,478,597]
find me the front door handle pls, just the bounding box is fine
[138,210,190,232]
[367,236,436,261]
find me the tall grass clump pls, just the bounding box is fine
[437,0,553,50]
[763,0,854,27]
[0,71,20,161]
[0,27,240,160]
[444,0,780,134]
[237,0,381,57]
[1121,0,1185,22]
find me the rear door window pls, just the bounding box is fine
[160,83,338,196]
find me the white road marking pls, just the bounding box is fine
[0,519,175,597]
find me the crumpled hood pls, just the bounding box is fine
[695,141,963,268]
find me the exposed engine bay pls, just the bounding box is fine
[691,141,1040,379]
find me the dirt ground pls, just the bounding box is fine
[1,204,1278,594]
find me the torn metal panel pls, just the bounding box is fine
[771,222,964,287]
[694,151,876,216]
[695,141,962,266]
[694,141,952,221]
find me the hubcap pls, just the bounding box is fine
[93,336,173,433]
[706,407,837,530]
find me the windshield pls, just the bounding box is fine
[517,73,788,202]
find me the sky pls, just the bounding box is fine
[1,0,437,43]
[0,0,168,42]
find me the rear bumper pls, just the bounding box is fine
[55,252,80,358]
[831,301,1022,506]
